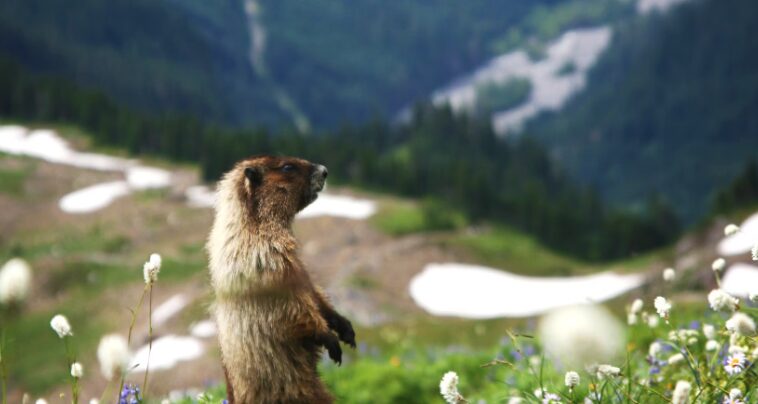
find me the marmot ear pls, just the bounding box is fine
[244,166,263,186]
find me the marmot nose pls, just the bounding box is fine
[315,164,328,179]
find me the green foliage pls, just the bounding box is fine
[712,160,758,216]
[0,164,31,196]
[474,78,532,116]
[529,0,758,223]
[372,199,467,236]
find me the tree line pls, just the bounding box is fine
[0,55,683,261]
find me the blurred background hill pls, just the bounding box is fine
[2,0,758,401]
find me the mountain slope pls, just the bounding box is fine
[527,0,758,221]
[0,0,629,129]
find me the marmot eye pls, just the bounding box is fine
[281,164,296,173]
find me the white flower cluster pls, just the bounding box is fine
[724,224,740,236]
[668,329,698,346]
[712,258,726,272]
[564,371,580,389]
[97,334,130,381]
[70,362,83,378]
[654,296,671,319]
[663,267,676,282]
[0,258,32,304]
[708,289,739,312]
[671,380,691,404]
[725,312,756,336]
[143,253,162,284]
[50,314,73,338]
[439,371,462,404]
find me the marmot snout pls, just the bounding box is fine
[207,156,355,404]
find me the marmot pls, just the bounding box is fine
[207,156,356,404]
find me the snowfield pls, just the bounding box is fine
[0,125,377,219]
[409,263,645,318]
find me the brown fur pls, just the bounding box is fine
[207,156,355,404]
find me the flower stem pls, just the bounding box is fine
[119,285,148,398]
[142,284,154,395]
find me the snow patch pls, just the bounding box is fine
[58,181,131,214]
[152,294,189,327]
[0,125,173,213]
[409,263,645,318]
[185,185,216,208]
[718,211,758,256]
[637,0,689,14]
[189,320,217,338]
[130,335,204,372]
[297,194,377,220]
[429,27,612,136]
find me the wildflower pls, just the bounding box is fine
[654,296,671,319]
[725,312,756,336]
[439,371,463,404]
[97,334,130,381]
[71,362,83,378]
[708,289,739,312]
[712,258,726,272]
[752,243,758,261]
[630,298,643,314]
[703,323,716,339]
[90,400,100,404]
[672,380,691,404]
[724,224,740,236]
[596,364,620,378]
[143,253,162,284]
[647,313,659,328]
[119,384,142,404]
[627,313,638,325]
[724,388,744,404]
[542,392,561,404]
[724,352,747,375]
[0,258,32,304]
[667,353,685,365]
[648,341,662,357]
[564,371,580,389]
[663,268,676,282]
[50,314,73,338]
[706,340,720,351]
[35,400,48,404]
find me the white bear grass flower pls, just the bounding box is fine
[724,224,740,236]
[143,253,162,284]
[595,364,620,379]
[725,312,756,336]
[667,353,685,365]
[564,371,580,390]
[70,362,83,378]
[671,380,691,404]
[97,334,130,381]
[439,371,464,404]
[712,258,726,272]
[708,289,739,312]
[0,257,32,304]
[705,340,720,351]
[630,298,643,314]
[663,268,676,282]
[703,323,716,339]
[654,296,671,319]
[50,314,73,338]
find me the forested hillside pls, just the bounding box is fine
[527,0,758,222]
[0,56,679,261]
[0,0,627,129]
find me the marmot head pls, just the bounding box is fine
[230,155,328,223]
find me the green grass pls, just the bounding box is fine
[0,163,33,197]
[442,225,586,276]
[370,199,467,236]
